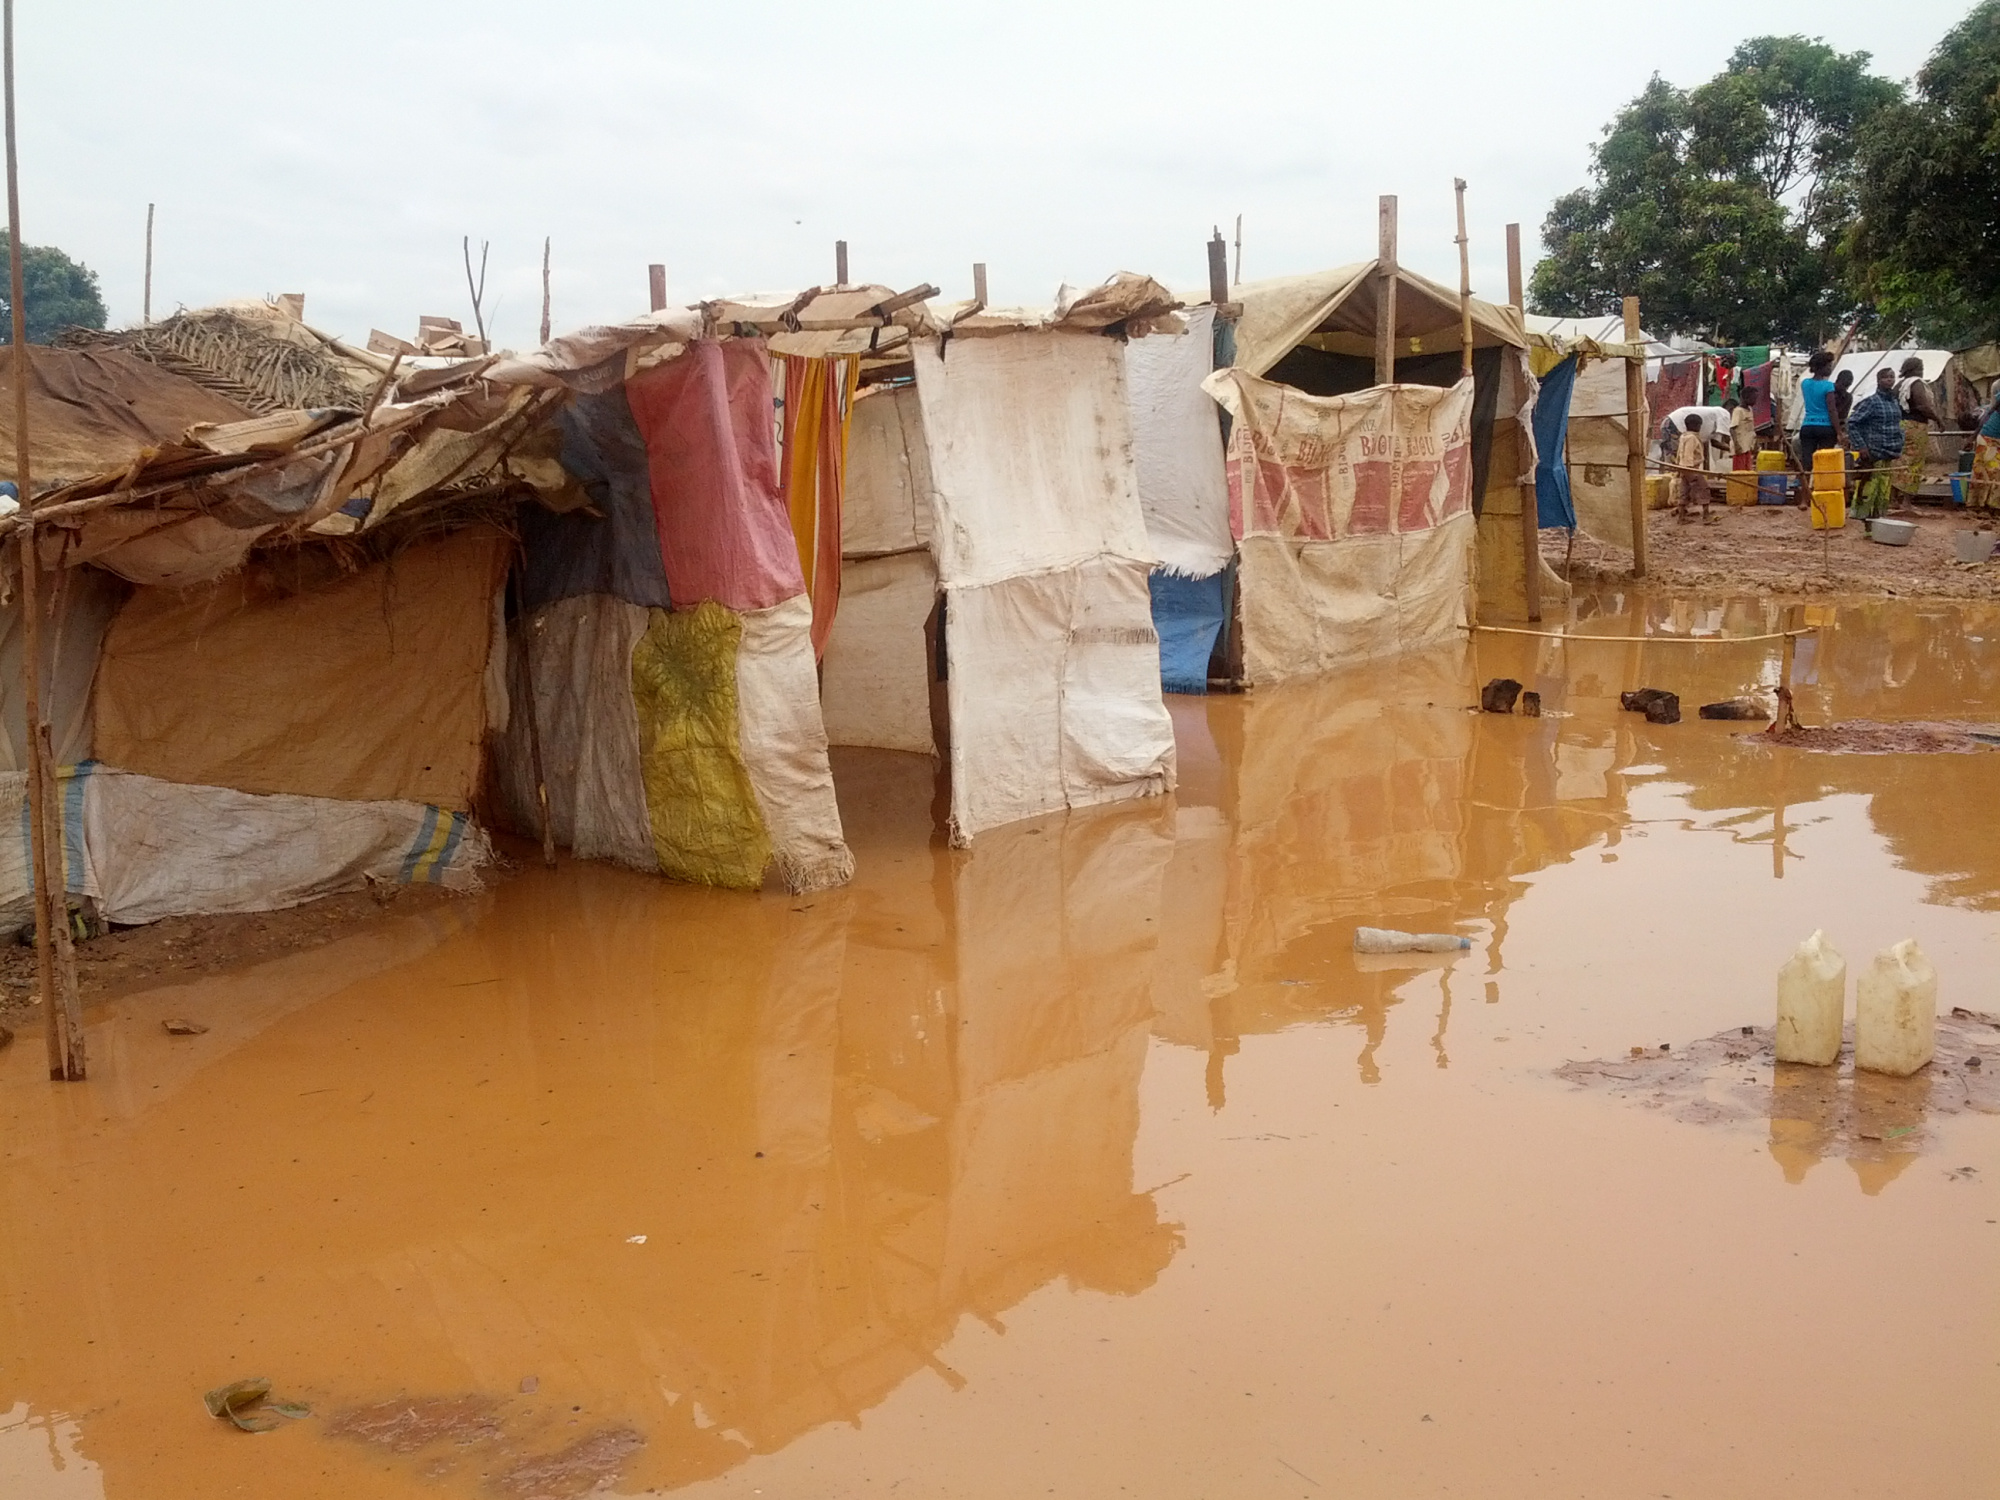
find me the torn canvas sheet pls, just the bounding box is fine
[93,526,508,809]
[1203,370,1476,541]
[820,550,938,754]
[1124,305,1232,578]
[842,383,935,557]
[734,594,854,893]
[944,557,1175,842]
[626,340,805,612]
[913,330,1153,588]
[1203,371,1476,683]
[0,765,489,925]
[498,592,656,871]
[522,388,674,612]
[1234,516,1475,681]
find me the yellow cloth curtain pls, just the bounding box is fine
[778,355,860,658]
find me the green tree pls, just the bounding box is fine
[1853,2,2000,346]
[1531,39,1899,344]
[0,230,107,343]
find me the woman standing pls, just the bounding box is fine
[1797,351,1840,474]
[1893,356,1940,501]
[1970,389,2000,516]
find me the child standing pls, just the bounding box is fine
[1675,413,1716,524]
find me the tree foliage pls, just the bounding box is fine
[1853,1,2000,346]
[1531,38,1897,344]
[0,231,107,343]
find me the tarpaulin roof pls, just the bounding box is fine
[1226,260,1525,378]
[0,345,253,484]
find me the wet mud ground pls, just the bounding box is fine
[3,589,1999,1499]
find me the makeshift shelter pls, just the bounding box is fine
[818,275,1181,844]
[1523,314,1651,551]
[1122,260,1543,689]
[484,292,911,891]
[0,327,542,932]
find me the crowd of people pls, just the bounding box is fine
[1657,351,2000,524]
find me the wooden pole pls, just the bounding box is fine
[1206,228,1229,307]
[1623,295,1648,579]
[1374,195,1398,386]
[1498,205,1538,623]
[647,263,667,313]
[1454,182,1475,379]
[971,262,987,312]
[142,202,154,326]
[5,0,82,1080]
[835,240,848,287]
[538,236,551,345]
[1233,213,1242,286]
[510,562,557,869]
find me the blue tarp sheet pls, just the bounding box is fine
[519,388,674,611]
[1533,353,1579,530]
[1150,568,1228,695]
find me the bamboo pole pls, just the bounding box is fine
[5,0,82,1079]
[1624,295,1648,578]
[143,202,154,326]
[539,236,551,345]
[1502,214,1539,622]
[1374,196,1398,386]
[1454,181,1474,379]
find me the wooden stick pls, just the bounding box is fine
[868,283,939,318]
[1498,207,1538,622]
[1623,295,1648,579]
[835,240,848,287]
[510,561,557,869]
[143,201,154,326]
[1375,196,1398,386]
[971,263,987,311]
[1206,228,1229,307]
[1233,212,1242,286]
[539,236,551,345]
[462,236,489,350]
[648,263,667,313]
[1453,181,1474,380]
[5,0,81,1080]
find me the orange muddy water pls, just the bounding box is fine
[3,591,1998,1500]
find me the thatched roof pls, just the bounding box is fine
[60,301,387,415]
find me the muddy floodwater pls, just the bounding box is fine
[4,591,1998,1499]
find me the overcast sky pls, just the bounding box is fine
[22,1,1976,347]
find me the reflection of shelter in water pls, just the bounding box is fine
[1156,642,1631,1088]
[0,804,1180,1498]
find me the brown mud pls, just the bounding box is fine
[1558,1010,2000,1190]
[1554,502,2000,597]
[2,588,1997,1499]
[1757,718,1999,753]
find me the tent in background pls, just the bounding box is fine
[1522,315,1651,553]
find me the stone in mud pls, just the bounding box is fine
[1699,697,1771,721]
[1480,678,1523,713]
[1643,693,1681,724]
[1619,687,1673,713]
[1519,690,1542,717]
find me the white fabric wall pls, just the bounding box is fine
[843,383,935,556]
[820,551,937,755]
[735,593,855,893]
[1123,305,1233,579]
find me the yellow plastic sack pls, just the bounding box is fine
[630,602,772,889]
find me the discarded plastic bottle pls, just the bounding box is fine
[1353,927,1471,954]
[1855,939,1936,1077]
[1775,929,1845,1066]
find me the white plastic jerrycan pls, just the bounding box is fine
[1855,939,1937,1077]
[1775,930,1845,1066]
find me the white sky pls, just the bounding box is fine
[22,1,1975,347]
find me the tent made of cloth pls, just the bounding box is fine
[818,277,1179,843]
[1122,257,1544,687]
[490,329,855,893]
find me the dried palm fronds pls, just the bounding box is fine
[63,307,378,415]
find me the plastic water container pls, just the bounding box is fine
[1855,939,1936,1076]
[1810,447,1846,530]
[1756,449,1789,505]
[1726,465,1758,506]
[1775,930,1846,1066]
[1952,475,1967,507]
